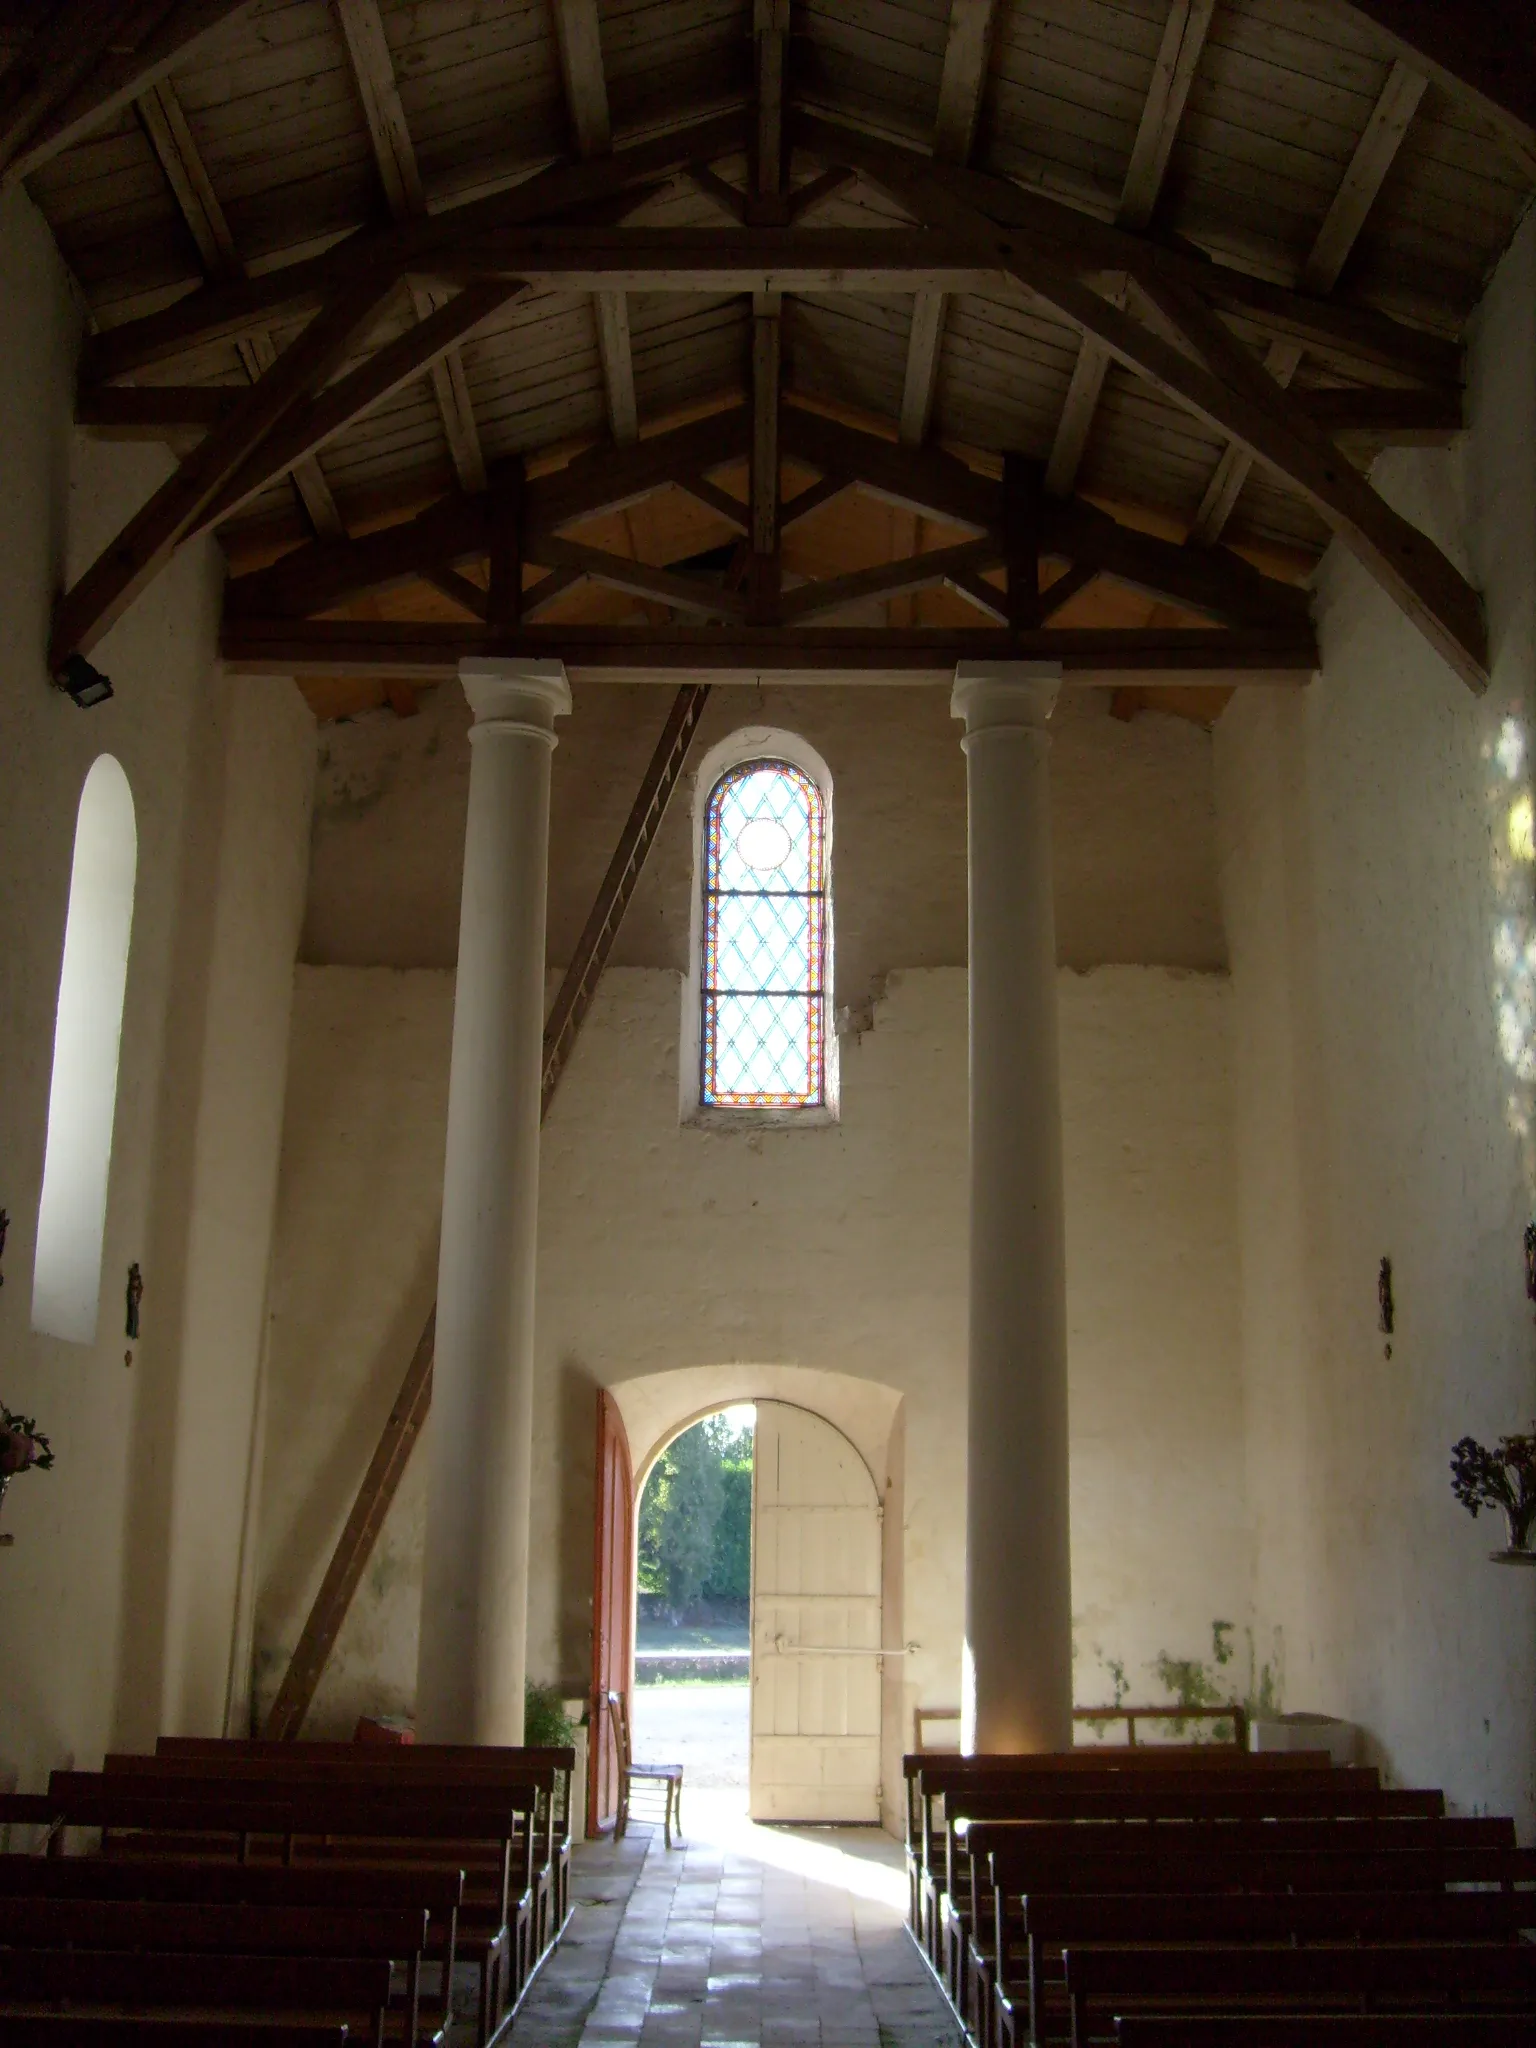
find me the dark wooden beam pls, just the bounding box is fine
[780,537,1002,622]
[536,535,750,618]
[780,402,996,531]
[51,274,400,668]
[261,1306,435,1740]
[1003,453,1044,631]
[80,111,747,383]
[223,408,755,622]
[197,283,519,533]
[220,616,1319,684]
[750,290,781,621]
[417,225,995,292]
[418,564,488,622]
[793,111,1463,387]
[818,134,1486,688]
[0,0,255,188]
[1135,268,1486,687]
[77,385,241,434]
[753,0,788,202]
[1048,496,1311,628]
[486,457,523,632]
[1332,0,1536,176]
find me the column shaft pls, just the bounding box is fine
[953,662,1074,1754]
[416,659,570,1743]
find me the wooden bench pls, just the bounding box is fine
[935,1775,1434,2015]
[1065,1942,1536,2047]
[0,1899,437,2044]
[909,1761,1351,1966]
[1114,2020,1536,2047]
[1011,1889,1536,2048]
[968,1824,1530,2048]
[41,1777,529,2044]
[0,1951,397,2047]
[102,1750,567,2002]
[0,2024,355,2046]
[136,1741,575,1978]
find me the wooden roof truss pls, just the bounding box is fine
[33,0,1536,695]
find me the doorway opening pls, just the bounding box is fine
[632,1404,755,1809]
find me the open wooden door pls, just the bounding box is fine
[589,1387,634,1836]
[750,1401,883,1822]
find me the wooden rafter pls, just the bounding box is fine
[224,393,1309,642]
[1046,0,1214,496]
[81,111,746,382]
[780,536,1001,622]
[0,0,255,188]
[551,0,637,446]
[792,118,1486,688]
[750,290,781,618]
[136,73,343,539]
[335,0,489,492]
[899,0,999,446]
[196,285,520,531]
[1334,0,1536,177]
[262,681,711,1739]
[753,0,788,203]
[1188,56,1428,546]
[221,617,1318,683]
[52,275,401,668]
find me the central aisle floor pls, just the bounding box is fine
[510,1790,964,2046]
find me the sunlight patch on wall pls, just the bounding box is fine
[1487,716,1536,1187]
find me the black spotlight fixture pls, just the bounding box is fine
[54,653,114,708]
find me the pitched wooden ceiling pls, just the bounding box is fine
[6,0,1534,715]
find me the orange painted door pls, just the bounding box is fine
[588,1387,634,1835]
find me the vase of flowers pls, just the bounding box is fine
[1450,1426,1536,1563]
[0,1405,53,1515]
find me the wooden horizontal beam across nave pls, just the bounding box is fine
[219,618,1318,687]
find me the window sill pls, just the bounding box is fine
[682,1103,840,1132]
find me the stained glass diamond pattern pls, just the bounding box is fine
[701,760,828,1109]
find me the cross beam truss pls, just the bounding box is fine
[64,105,1484,688]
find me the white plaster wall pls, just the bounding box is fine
[0,185,314,1790]
[254,961,1247,1812]
[1215,212,1536,1821]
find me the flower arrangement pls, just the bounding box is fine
[0,1405,53,1505]
[1450,1425,1536,1558]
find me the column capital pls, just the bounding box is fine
[951,660,1061,736]
[459,657,572,736]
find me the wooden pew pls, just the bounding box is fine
[0,2025,354,2046]
[1013,1889,1536,2048]
[41,1777,529,2044]
[912,1766,1382,2009]
[968,1822,1528,2048]
[1115,2020,1536,2047]
[938,1779,1435,2028]
[137,1741,576,1973]
[1064,1942,1536,2047]
[102,1751,566,2001]
[904,1754,1341,1957]
[0,1900,435,2045]
[0,1952,396,2047]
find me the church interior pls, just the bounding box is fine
[2,0,1536,2040]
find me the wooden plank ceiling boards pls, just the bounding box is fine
[12,0,1533,697]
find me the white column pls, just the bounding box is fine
[416,658,571,1743]
[952,661,1074,1755]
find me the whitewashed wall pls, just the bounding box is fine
[254,960,1248,1819]
[1215,212,1536,1822]
[0,187,314,1793]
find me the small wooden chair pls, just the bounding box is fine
[607,1690,684,1849]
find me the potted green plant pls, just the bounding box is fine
[0,1405,54,1515]
[1450,1426,1536,1564]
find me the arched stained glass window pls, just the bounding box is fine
[700,760,829,1108]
